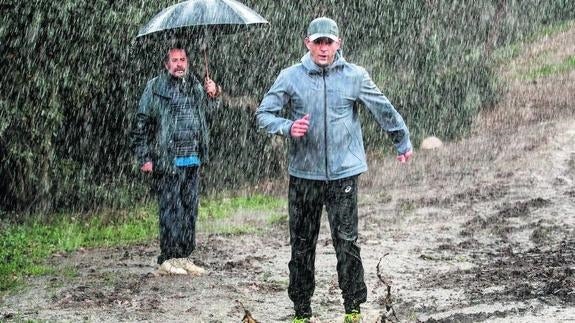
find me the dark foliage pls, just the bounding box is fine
[0,0,573,215]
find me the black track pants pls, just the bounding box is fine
[155,166,200,264]
[287,175,367,314]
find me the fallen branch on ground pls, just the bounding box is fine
[376,254,400,323]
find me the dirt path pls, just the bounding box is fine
[1,28,574,323]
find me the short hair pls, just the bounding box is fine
[164,46,188,63]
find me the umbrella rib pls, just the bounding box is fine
[220,0,257,23]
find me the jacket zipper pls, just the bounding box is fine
[323,70,329,181]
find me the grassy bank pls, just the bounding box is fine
[0,194,285,293]
[493,19,575,79]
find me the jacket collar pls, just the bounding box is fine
[301,50,346,75]
[152,72,200,98]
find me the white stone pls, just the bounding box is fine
[420,136,443,150]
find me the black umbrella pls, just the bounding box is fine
[136,0,269,78]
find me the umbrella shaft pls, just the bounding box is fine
[203,48,209,79]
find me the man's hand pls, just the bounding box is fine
[290,114,310,138]
[396,150,413,164]
[140,161,153,173]
[204,77,220,98]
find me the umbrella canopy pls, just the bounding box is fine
[136,0,269,39]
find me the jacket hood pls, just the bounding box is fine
[301,49,346,74]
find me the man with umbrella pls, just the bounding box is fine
[132,0,268,273]
[256,17,413,322]
[131,44,221,270]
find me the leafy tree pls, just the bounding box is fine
[0,0,573,216]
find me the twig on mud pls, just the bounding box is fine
[376,254,400,323]
[237,300,259,323]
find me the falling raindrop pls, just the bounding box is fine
[0,0,572,216]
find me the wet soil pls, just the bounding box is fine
[1,27,574,323]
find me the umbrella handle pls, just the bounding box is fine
[203,47,210,80]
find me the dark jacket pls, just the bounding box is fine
[132,72,219,174]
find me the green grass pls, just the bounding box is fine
[527,20,575,43]
[267,213,288,226]
[199,194,285,220]
[492,19,575,63]
[525,55,575,80]
[199,222,260,235]
[199,195,287,234]
[0,194,285,293]
[0,204,158,292]
[492,43,523,63]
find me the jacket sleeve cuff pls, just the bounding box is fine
[281,121,294,137]
[396,137,413,155]
[138,157,151,167]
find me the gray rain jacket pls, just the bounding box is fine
[256,51,412,181]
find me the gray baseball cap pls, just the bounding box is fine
[307,17,339,41]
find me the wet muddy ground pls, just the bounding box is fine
[1,27,574,323]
